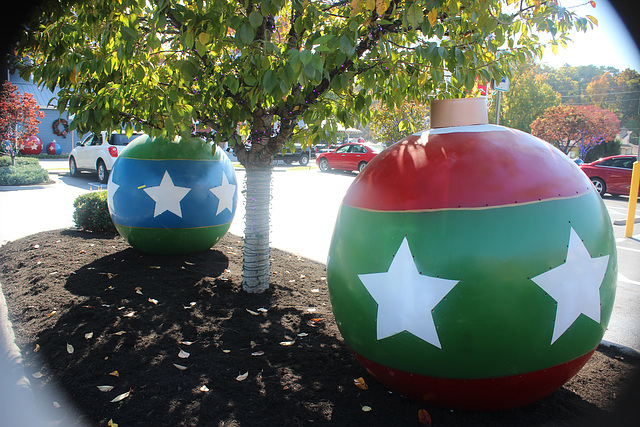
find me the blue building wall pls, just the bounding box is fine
[38,109,77,154]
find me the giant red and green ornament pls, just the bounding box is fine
[327,98,617,410]
[107,135,237,255]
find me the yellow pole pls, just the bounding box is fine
[624,161,640,237]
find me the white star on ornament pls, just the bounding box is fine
[143,170,191,218]
[107,178,119,211]
[209,172,236,216]
[358,237,460,349]
[531,228,609,344]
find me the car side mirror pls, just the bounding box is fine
[76,142,82,146]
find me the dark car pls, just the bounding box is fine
[579,155,637,196]
[274,144,316,166]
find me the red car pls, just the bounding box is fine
[316,143,384,173]
[580,155,637,196]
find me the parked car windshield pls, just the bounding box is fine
[109,134,138,146]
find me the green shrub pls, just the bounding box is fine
[0,155,41,168]
[0,159,50,185]
[73,191,118,233]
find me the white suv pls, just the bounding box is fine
[69,132,141,183]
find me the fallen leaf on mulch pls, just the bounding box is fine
[235,372,249,381]
[362,405,372,412]
[97,385,114,392]
[354,377,368,390]
[110,389,131,403]
[173,364,187,371]
[418,408,432,425]
[108,371,119,378]
[178,349,190,359]
[66,343,74,354]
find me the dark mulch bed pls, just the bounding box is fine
[0,229,638,426]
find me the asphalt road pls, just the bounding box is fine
[0,159,638,351]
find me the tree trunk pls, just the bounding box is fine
[242,167,272,293]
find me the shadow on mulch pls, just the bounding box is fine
[0,229,638,426]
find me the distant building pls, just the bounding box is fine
[4,69,78,154]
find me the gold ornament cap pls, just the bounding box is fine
[430,98,489,128]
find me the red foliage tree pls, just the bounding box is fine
[0,81,44,165]
[530,104,620,160]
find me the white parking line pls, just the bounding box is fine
[617,246,640,253]
[619,273,640,286]
[616,235,640,243]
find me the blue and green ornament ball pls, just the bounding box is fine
[107,135,237,255]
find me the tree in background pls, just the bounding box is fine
[489,61,560,132]
[0,81,43,165]
[368,101,429,145]
[13,0,595,292]
[530,104,619,159]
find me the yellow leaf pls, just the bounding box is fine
[428,8,438,26]
[354,377,369,390]
[362,405,372,412]
[109,370,119,377]
[198,32,210,45]
[108,420,118,427]
[376,0,389,16]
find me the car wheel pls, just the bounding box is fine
[97,160,109,184]
[69,157,79,176]
[590,177,606,196]
[319,158,330,172]
[283,158,294,165]
[358,161,368,172]
[299,154,309,166]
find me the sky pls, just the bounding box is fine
[540,0,640,71]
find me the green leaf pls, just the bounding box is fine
[249,11,263,29]
[238,24,254,46]
[313,34,334,46]
[300,50,312,65]
[262,70,278,93]
[407,3,423,28]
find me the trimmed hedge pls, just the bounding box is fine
[0,156,41,167]
[0,156,50,186]
[73,191,118,233]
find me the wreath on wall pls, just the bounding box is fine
[52,118,68,137]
